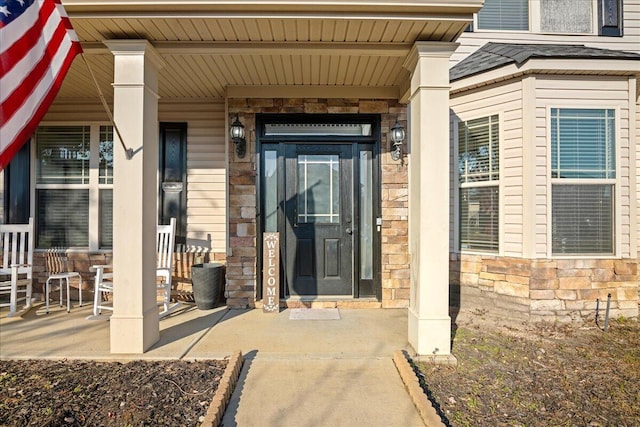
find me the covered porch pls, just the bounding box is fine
[11,0,484,355]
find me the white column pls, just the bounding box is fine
[104,40,164,354]
[404,42,458,358]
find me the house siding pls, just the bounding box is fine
[26,100,228,295]
[452,0,640,66]
[159,101,227,254]
[450,79,524,257]
[450,74,639,323]
[534,76,632,258]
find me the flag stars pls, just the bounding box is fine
[0,5,11,16]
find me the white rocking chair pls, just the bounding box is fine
[89,218,177,319]
[0,218,34,317]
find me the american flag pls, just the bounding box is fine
[0,0,82,170]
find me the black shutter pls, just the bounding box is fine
[158,123,187,247]
[4,141,30,224]
[599,0,623,37]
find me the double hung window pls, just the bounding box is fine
[550,108,615,255]
[35,125,113,249]
[458,115,500,252]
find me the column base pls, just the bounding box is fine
[408,308,452,357]
[110,307,160,354]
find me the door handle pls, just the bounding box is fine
[345,227,353,235]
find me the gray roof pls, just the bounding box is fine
[450,43,640,82]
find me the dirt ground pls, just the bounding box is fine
[417,313,640,427]
[0,359,226,427]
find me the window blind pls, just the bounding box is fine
[477,0,529,30]
[36,126,90,185]
[37,189,89,248]
[551,109,615,179]
[460,186,500,252]
[459,115,499,183]
[99,189,113,249]
[552,184,613,254]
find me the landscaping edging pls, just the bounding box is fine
[393,350,444,427]
[201,350,244,427]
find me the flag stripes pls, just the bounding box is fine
[0,0,82,170]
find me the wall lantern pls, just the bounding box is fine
[390,118,406,161]
[230,114,246,158]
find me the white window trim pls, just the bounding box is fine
[454,113,504,255]
[473,0,599,36]
[30,122,113,252]
[545,105,622,259]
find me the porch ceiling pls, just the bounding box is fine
[59,1,479,100]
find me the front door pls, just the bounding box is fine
[258,114,381,300]
[284,144,353,296]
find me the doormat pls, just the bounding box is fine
[289,308,341,320]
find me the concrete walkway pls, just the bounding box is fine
[0,303,425,426]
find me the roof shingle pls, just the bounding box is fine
[450,43,640,82]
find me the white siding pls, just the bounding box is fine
[534,76,633,258]
[452,0,640,65]
[450,79,524,257]
[159,101,226,253]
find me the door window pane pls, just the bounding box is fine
[360,151,373,280]
[264,150,278,232]
[297,155,340,224]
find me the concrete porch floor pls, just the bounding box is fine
[0,303,426,426]
[0,302,413,360]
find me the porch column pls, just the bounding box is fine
[404,42,458,358]
[104,40,164,354]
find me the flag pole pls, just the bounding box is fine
[80,53,133,159]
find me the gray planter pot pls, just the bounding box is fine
[191,263,224,310]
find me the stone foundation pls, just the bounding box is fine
[228,98,410,308]
[450,253,639,323]
[30,250,226,301]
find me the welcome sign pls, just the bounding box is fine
[262,232,280,313]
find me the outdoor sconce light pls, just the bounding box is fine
[230,114,246,158]
[390,118,406,161]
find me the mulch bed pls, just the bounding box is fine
[0,359,227,426]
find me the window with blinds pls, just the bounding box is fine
[550,108,615,255]
[477,0,529,31]
[35,125,114,249]
[458,115,500,252]
[36,126,90,184]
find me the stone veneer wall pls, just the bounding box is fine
[450,253,639,323]
[227,98,410,309]
[30,250,226,298]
